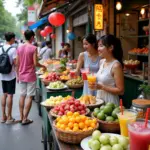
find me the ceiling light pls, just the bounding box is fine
[140,8,145,15]
[116,1,122,11]
[125,13,130,16]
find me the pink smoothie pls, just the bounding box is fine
[128,121,150,150]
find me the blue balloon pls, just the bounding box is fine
[68,32,76,40]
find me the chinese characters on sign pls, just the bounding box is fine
[94,4,103,30]
[28,7,36,26]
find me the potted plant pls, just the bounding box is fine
[139,82,150,99]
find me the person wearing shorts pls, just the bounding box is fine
[0,32,17,124]
[17,30,46,125]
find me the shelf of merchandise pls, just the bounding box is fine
[128,53,148,57]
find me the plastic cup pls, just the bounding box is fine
[117,109,137,137]
[80,68,89,80]
[128,119,150,150]
[69,69,77,78]
[87,74,96,83]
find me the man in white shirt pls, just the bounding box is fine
[38,41,52,60]
[0,32,17,124]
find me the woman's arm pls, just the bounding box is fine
[75,52,84,75]
[97,62,124,95]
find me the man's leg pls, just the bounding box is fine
[1,93,7,121]
[19,95,26,121]
[7,94,13,120]
[23,96,32,121]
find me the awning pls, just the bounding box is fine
[29,16,48,30]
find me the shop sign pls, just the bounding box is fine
[28,7,36,26]
[94,4,103,30]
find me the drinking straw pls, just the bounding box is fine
[144,108,150,128]
[120,99,123,115]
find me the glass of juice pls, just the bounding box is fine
[117,109,137,137]
[128,119,150,150]
[69,69,77,78]
[87,73,96,90]
[80,68,89,80]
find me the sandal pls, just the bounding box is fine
[22,119,33,125]
[1,116,7,123]
[6,118,16,124]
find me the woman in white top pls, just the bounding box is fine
[89,34,124,105]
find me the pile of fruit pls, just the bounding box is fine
[43,95,73,106]
[60,75,70,81]
[128,47,148,55]
[48,81,65,89]
[79,95,96,105]
[51,99,87,116]
[88,130,129,150]
[92,102,120,122]
[44,72,60,82]
[123,59,140,66]
[55,111,97,132]
[66,77,83,86]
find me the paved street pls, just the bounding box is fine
[0,82,43,150]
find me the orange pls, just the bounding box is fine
[65,127,71,131]
[62,117,69,125]
[73,126,79,132]
[80,115,87,122]
[60,124,65,130]
[85,120,90,127]
[68,122,74,129]
[88,127,93,130]
[90,122,96,128]
[83,127,88,131]
[75,116,81,123]
[69,117,75,123]
[92,118,97,124]
[56,117,61,122]
[56,123,61,128]
[67,111,73,116]
[73,123,79,128]
[73,112,80,117]
[79,122,85,129]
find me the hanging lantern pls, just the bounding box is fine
[48,12,65,26]
[50,34,56,39]
[44,26,53,34]
[40,30,47,37]
[68,32,76,40]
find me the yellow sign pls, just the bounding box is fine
[94,4,103,30]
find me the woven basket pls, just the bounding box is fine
[53,120,99,144]
[42,79,50,86]
[91,113,120,133]
[66,83,83,89]
[50,108,90,118]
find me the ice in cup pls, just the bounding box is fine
[128,119,150,150]
[117,109,137,137]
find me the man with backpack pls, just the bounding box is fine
[38,41,52,60]
[0,32,17,124]
[17,30,46,125]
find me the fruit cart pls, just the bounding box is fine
[40,81,83,150]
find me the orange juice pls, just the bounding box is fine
[117,109,137,137]
[87,74,96,83]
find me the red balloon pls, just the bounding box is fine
[44,26,53,34]
[50,34,56,39]
[48,12,65,26]
[40,30,47,37]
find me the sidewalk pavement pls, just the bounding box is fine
[0,82,43,150]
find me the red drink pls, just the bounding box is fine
[128,120,150,150]
[70,70,76,78]
[80,68,89,80]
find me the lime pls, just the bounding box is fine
[97,112,106,120]
[103,106,113,115]
[114,107,120,112]
[100,110,105,114]
[100,105,105,110]
[93,111,99,117]
[94,108,100,112]
[106,116,114,122]
[106,102,115,109]
[112,109,120,119]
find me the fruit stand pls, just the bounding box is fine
[40,79,83,150]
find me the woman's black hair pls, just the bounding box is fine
[83,34,98,50]
[99,34,123,67]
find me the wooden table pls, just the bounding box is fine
[48,113,83,150]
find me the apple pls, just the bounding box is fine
[99,134,110,145]
[112,144,123,150]
[92,130,101,140]
[91,140,101,150]
[109,136,118,146]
